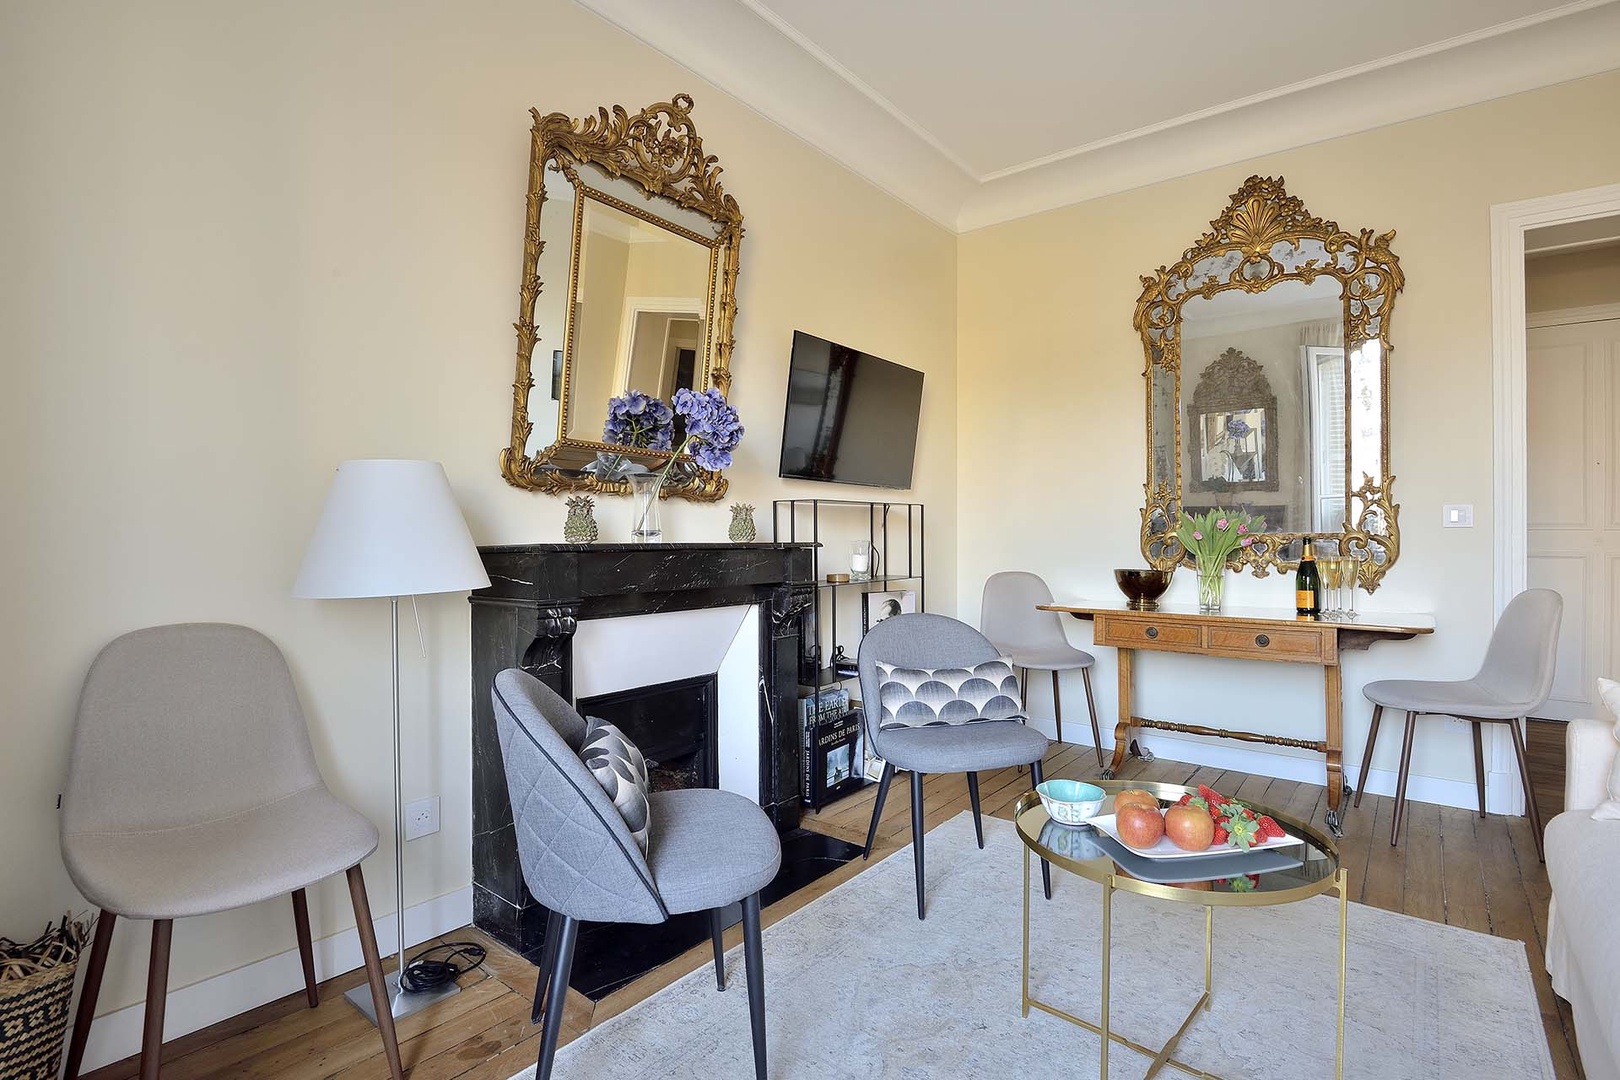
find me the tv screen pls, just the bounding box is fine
[778,331,924,489]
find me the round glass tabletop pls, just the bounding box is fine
[1014,779,1342,906]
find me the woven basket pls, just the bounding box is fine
[0,916,89,1080]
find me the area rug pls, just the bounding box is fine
[517,813,1555,1079]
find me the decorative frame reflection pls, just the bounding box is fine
[1135,176,1403,590]
[500,93,743,501]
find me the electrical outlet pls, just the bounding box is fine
[1442,504,1474,528]
[404,796,440,841]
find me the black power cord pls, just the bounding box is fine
[399,941,488,992]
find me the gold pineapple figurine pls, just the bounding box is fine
[728,503,757,543]
[564,495,599,544]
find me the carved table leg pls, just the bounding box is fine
[1104,647,1136,779]
[1323,661,1346,836]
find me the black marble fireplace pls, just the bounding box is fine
[469,542,818,961]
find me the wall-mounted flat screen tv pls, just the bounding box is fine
[777,331,924,489]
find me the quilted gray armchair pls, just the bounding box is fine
[492,668,781,1080]
[857,613,1052,919]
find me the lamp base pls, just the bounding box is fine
[344,969,461,1025]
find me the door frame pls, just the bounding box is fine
[1491,183,1620,815]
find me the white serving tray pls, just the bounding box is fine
[1087,812,1303,860]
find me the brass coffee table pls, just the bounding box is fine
[1015,780,1348,1079]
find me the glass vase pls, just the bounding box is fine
[629,473,663,543]
[1195,554,1226,613]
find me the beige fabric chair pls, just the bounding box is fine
[60,624,402,1080]
[1354,589,1562,859]
[981,571,1103,766]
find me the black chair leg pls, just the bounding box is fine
[536,915,580,1080]
[863,762,895,859]
[1081,666,1104,770]
[1353,704,1384,808]
[709,907,727,990]
[966,771,985,849]
[911,769,927,919]
[1472,721,1488,819]
[1509,718,1546,863]
[1390,710,1418,847]
[1030,760,1053,900]
[63,911,115,1080]
[531,907,562,1023]
[1051,669,1064,745]
[741,893,767,1080]
[140,920,173,1080]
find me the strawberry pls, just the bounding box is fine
[1256,815,1285,841]
[1226,815,1260,851]
[1176,793,1193,806]
[1212,824,1229,846]
[1197,784,1227,807]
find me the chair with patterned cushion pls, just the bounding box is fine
[857,612,1053,919]
[491,668,781,1080]
[59,624,401,1080]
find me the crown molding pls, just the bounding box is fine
[575,0,1620,234]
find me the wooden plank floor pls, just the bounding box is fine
[84,720,1578,1079]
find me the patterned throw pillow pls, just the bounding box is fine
[874,658,1026,730]
[580,716,651,852]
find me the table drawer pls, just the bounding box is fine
[1095,615,1204,651]
[1205,625,1331,663]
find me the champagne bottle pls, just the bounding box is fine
[1296,537,1321,618]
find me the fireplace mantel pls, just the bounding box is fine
[468,541,816,956]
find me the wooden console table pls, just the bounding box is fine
[1039,601,1434,834]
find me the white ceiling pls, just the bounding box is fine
[577,0,1620,230]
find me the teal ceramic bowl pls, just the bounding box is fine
[1036,779,1106,826]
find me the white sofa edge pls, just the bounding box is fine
[1547,716,1619,1080]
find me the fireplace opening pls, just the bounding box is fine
[576,674,719,793]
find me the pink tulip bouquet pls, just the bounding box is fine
[1175,507,1266,612]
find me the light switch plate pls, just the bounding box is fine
[1443,504,1474,528]
[405,795,440,841]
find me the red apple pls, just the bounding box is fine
[1165,804,1216,852]
[1116,803,1166,850]
[1113,789,1159,814]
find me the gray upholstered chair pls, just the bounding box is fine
[60,624,400,1080]
[1354,588,1562,858]
[857,612,1052,919]
[492,668,780,1080]
[981,571,1104,766]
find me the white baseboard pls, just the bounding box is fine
[79,885,474,1072]
[1109,731,1514,816]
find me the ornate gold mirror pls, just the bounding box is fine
[500,93,742,500]
[1137,176,1403,589]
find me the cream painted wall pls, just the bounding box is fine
[1,0,956,1032]
[958,70,1620,793]
[1527,243,1620,312]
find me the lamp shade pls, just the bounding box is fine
[294,460,491,599]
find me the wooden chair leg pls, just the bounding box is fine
[910,770,927,920]
[709,907,727,990]
[140,920,173,1080]
[1509,718,1546,863]
[291,889,319,1008]
[531,907,562,1023]
[1390,711,1418,847]
[535,915,580,1080]
[1030,759,1053,901]
[1051,669,1064,745]
[1353,704,1384,809]
[1081,666,1104,770]
[741,893,767,1080]
[966,771,985,849]
[1472,721,1488,819]
[347,865,404,1080]
[64,911,116,1080]
[863,762,895,859]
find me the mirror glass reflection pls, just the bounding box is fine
[1169,275,1346,535]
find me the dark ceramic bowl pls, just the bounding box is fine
[1114,568,1174,610]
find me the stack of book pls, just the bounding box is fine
[799,690,865,809]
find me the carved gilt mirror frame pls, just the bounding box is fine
[500,93,743,501]
[1136,175,1404,590]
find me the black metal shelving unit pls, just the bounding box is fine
[773,498,925,806]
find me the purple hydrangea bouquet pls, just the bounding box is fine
[602,389,675,451]
[1175,507,1266,612]
[598,387,742,541]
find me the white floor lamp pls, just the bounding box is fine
[294,459,490,1023]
